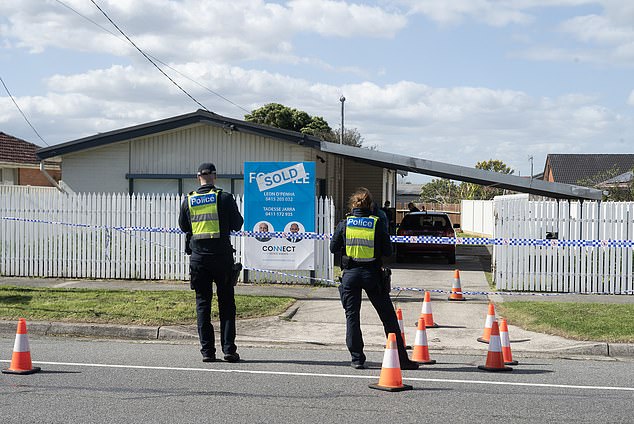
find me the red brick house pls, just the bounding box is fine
[0,132,61,186]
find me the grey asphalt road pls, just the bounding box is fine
[1,337,633,424]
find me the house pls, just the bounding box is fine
[542,154,634,186]
[396,183,423,206]
[0,132,60,186]
[35,109,398,216]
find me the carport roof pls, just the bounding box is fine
[320,142,603,201]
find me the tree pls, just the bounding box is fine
[460,159,515,200]
[419,178,461,203]
[245,103,331,135]
[245,103,369,148]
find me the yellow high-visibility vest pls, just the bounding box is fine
[188,190,220,239]
[345,215,377,261]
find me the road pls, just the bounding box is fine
[1,337,633,423]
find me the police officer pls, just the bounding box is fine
[330,187,419,370]
[179,163,244,363]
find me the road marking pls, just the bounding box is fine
[2,359,633,392]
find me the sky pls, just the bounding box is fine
[1,0,634,183]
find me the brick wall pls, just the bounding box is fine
[18,168,61,187]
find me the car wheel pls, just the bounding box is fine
[447,253,456,264]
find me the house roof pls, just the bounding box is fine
[544,154,634,185]
[35,109,603,200]
[597,170,633,187]
[397,184,424,195]
[36,109,322,160]
[321,142,603,200]
[0,132,42,165]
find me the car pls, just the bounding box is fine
[395,211,460,264]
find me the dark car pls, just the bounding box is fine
[395,211,459,264]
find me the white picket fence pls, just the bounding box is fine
[494,197,634,294]
[460,199,494,236]
[0,186,335,283]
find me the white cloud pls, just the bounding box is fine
[3,62,631,176]
[0,0,406,64]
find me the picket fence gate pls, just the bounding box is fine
[494,197,634,294]
[0,186,335,283]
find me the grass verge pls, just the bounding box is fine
[496,301,634,343]
[0,285,295,326]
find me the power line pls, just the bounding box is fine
[0,76,49,146]
[55,0,251,114]
[89,0,211,112]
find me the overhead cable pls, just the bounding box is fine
[56,0,251,114]
[89,0,211,112]
[0,76,49,146]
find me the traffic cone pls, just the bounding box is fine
[411,315,436,365]
[478,320,512,372]
[2,318,41,375]
[448,269,466,301]
[395,307,411,349]
[477,302,496,343]
[499,318,518,365]
[369,333,413,392]
[417,291,438,328]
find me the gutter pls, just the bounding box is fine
[39,162,66,194]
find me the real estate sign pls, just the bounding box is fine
[244,161,315,270]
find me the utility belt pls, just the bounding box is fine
[341,255,380,270]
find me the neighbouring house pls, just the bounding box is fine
[0,132,61,186]
[396,183,423,206]
[542,154,634,186]
[35,109,399,216]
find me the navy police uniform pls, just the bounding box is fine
[330,207,418,370]
[179,164,243,361]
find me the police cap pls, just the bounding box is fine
[197,163,216,176]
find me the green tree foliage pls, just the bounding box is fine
[245,103,368,147]
[245,103,332,135]
[419,178,461,203]
[460,159,515,200]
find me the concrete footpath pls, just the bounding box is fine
[1,253,633,360]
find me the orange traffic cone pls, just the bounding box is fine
[395,307,411,349]
[2,318,41,375]
[417,291,438,328]
[477,302,496,343]
[369,333,413,392]
[411,315,436,365]
[448,269,466,301]
[478,320,512,372]
[499,318,518,365]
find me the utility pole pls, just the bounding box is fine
[339,95,345,144]
[529,156,534,179]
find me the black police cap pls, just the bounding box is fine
[197,163,216,176]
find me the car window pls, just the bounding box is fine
[400,214,449,230]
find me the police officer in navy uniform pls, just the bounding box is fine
[330,187,419,370]
[179,163,244,363]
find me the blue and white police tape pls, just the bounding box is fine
[4,215,634,247]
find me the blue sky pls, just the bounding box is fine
[1,0,633,182]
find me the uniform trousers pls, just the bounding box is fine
[338,265,409,365]
[189,253,237,357]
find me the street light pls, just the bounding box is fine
[339,95,345,144]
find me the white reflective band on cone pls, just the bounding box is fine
[500,331,510,347]
[422,302,432,313]
[484,314,494,328]
[488,335,502,352]
[415,329,427,346]
[13,333,29,353]
[398,319,404,333]
[382,344,400,369]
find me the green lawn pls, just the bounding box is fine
[0,285,295,326]
[496,301,634,343]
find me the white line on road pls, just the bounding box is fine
[2,359,633,392]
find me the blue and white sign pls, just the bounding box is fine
[244,162,315,270]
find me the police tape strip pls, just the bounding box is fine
[3,216,632,296]
[4,216,634,247]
